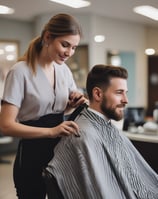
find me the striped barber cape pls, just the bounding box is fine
[46,108,158,199]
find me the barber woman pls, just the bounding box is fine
[0,13,86,199]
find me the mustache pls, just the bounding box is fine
[116,104,126,108]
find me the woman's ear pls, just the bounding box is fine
[43,31,51,45]
[92,87,103,102]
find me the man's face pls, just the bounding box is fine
[100,78,128,121]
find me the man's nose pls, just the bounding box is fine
[122,94,128,104]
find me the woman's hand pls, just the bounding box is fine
[68,91,88,108]
[0,103,80,138]
[50,120,80,137]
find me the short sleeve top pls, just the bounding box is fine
[2,61,77,122]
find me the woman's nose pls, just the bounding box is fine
[65,48,73,57]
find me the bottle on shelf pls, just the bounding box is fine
[153,101,158,123]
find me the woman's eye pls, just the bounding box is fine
[72,46,77,50]
[62,42,69,47]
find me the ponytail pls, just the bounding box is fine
[18,36,42,74]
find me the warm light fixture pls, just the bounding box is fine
[133,5,158,21]
[49,0,91,8]
[0,43,17,62]
[94,35,105,43]
[6,54,15,61]
[145,48,155,55]
[5,45,15,52]
[0,5,14,14]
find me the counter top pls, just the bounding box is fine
[123,131,158,143]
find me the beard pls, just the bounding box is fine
[100,96,125,121]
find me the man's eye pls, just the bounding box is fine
[116,91,122,94]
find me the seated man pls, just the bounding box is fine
[45,64,158,199]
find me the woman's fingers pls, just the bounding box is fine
[53,121,80,137]
[69,92,88,108]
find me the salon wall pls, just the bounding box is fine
[0,17,33,55]
[0,18,33,98]
[0,13,158,108]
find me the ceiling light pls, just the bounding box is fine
[49,0,91,8]
[94,35,105,43]
[6,54,15,61]
[111,55,121,66]
[133,5,158,21]
[145,48,155,55]
[0,5,14,14]
[5,45,15,52]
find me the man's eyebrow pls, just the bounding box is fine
[116,89,124,91]
[116,89,128,93]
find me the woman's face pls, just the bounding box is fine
[45,34,80,64]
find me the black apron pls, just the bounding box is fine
[13,113,64,199]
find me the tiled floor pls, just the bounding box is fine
[0,154,17,199]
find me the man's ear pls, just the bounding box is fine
[93,87,103,102]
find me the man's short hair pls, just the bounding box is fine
[86,64,128,100]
